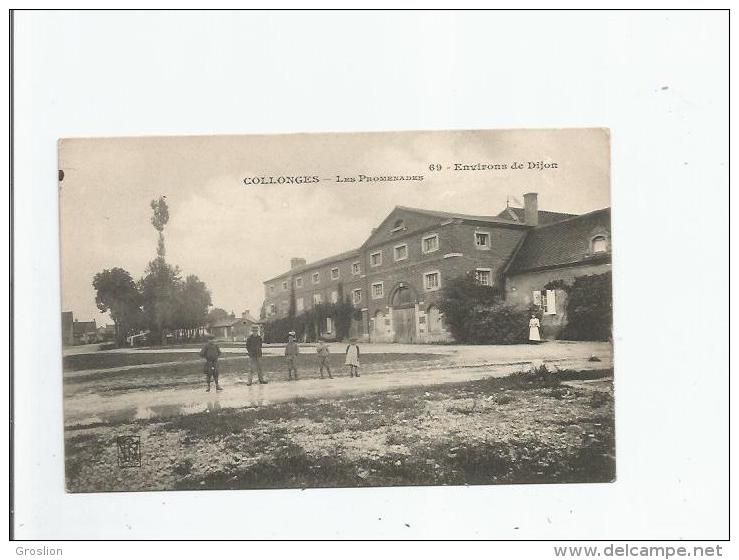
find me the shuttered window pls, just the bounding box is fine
[544,289,557,315]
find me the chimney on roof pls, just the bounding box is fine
[242,310,249,318]
[290,257,306,269]
[523,192,539,226]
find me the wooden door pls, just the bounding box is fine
[392,307,416,343]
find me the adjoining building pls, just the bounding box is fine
[261,193,611,343]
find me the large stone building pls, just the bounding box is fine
[262,193,611,343]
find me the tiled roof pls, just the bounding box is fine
[265,248,361,282]
[496,206,578,225]
[210,316,237,328]
[395,205,524,225]
[211,312,263,328]
[507,208,611,273]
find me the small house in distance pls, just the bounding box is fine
[207,310,263,341]
[62,312,101,345]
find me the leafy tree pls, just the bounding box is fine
[139,257,182,344]
[176,275,212,339]
[562,272,612,341]
[150,196,170,258]
[207,307,230,324]
[92,267,142,346]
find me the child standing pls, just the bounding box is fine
[316,339,333,379]
[345,338,360,378]
[200,335,223,392]
[285,331,300,380]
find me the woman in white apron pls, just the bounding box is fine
[345,339,360,377]
[528,314,541,343]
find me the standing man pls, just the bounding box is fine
[285,331,300,380]
[245,328,267,385]
[200,335,223,392]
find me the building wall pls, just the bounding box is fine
[263,253,362,321]
[505,262,612,339]
[360,221,527,343]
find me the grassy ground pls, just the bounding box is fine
[64,368,615,492]
[63,352,217,371]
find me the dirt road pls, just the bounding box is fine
[64,341,612,425]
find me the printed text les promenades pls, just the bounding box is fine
[242,160,559,186]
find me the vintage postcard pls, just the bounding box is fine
[59,128,614,492]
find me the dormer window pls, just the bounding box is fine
[474,231,491,250]
[592,235,609,253]
[391,219,406,233]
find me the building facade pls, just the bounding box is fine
[262,193,611,343]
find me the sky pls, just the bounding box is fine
[59,128,610,324]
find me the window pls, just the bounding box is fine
[422,234,439,254]
[543,289,557,315]
[313,293,322,305]
[394,244,408,261]
[296,297,304,312]
[592,235,608,253]
[474,231,491,249]
[392,219,406,232]
[424,271,441,291]
[312,272,320,284]
[352,262,361,275]
[370,251,382,267]
[325,317,334,334]
[269,285,275,294]
[281,281,288,291]
[532,290,542,306]
[372,282,384,299]
[268,303,276,315]
[352,288,362,305]
[475,268,493,286]
[331,267,340,280]
[533,289,557,315]
[295,277,303,288]
[330,290,339,303]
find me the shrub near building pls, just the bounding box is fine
[439,272,529,345]
[562,272,612,342]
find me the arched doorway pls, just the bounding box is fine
[389,283,418,343]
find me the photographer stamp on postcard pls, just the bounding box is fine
[59,128,613,492]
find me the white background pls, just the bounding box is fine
[9,9,729,542]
